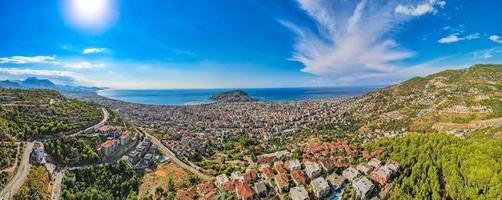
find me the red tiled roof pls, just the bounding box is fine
[223,180,237,192]
[257,155,275,164]
[100,139,116,148]
[236,183,254,199]
[199,188,218,200]
[243,171,257,182]
[274,162,287,174]
[176,187,195,200]
[291,169,306,185]
[197,182,215,195]
[261,167,274,178]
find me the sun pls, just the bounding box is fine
[63,0,116,31]
[73,0,107,19]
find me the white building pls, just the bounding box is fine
[304,162,322,179]
[311,177,330,199]
[289,186,310,200]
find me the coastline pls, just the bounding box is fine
[95,86,379,106]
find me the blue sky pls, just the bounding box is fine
[0,0,501,89]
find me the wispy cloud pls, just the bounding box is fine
[283,0,445,82]
[0,55,105,70]
[489,35,502,44]
[438,33,480,44]
[0,56,58,64]
[82,48,107,54]
[63,62,105,69]
[395,0,446,16]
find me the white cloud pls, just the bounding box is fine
[0,56,58,64]
[283,0,433,80]
[489,35,502,44]
[438,33,479,44]
[63,62,105,69]
[82,48,106,54]
[0,55,105,70]
[395,0,446,16]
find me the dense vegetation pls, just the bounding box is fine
[14,165,50,200]
[61,161,139,200]
[366,133,502,199]
[0,89,102,140]
[44,137,102,166]
[0,171,9,192]
[0,142,18,169]
[350,64,502,133]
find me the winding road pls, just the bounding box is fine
[137,127,213,180]
[0,142,33,200]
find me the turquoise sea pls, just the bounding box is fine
[97,86,380,106]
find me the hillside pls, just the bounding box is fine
[348,64,502,136]
[209,89,257,103]
[0,88,102,140]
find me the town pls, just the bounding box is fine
[175,140,399,200]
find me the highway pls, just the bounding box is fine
[137,127,213,180]
[0,142,33,200]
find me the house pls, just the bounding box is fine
[321,159,336,173]
[287,159,302,171]
[261,166,275,179]
[128,150,140,164]
[200,189,218,200]
[254,181,268,197]
[98,137,117,156]
[326,173,346,190]
[149,144,159,154]
[385,161,399,172]
[96,125,121,137]
[197,182,215,196]
[31,141,45,164]
[231,172,244,182]
[243,170,258,183]
[274,174,289,193]
[119,131,131,146]
[367,158,382,169]
[370,165,394,186]
[291,169,306,186]
[342,167,360,180]
[176,187,195,200]
[257,155,275,164]
[353,177,375,200]
[311,177,330,199]
[356,164,374,175]
[136,145,147,156]
[142,153,154,166]
[304,162,322,179]
[235,182,255,200]
[289,186,310,200]
[274,161,287,174]
[223,180,237,193]
[215,174,230,188]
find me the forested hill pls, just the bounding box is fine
[350,64,502,136]
[0,88,102,141]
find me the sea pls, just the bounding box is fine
[97,86,380,106]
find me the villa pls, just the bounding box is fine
[353,177,375,200]
[311,177,331,199]
[289,186,310,200]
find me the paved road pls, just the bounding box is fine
[68,108,109,137]
[137,128,213,180]
[0,142,33,199]
[48,108,110,200]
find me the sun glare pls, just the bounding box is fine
[63,0,116,31]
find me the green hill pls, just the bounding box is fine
[0,88,102,140]
[350,64,502,136]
